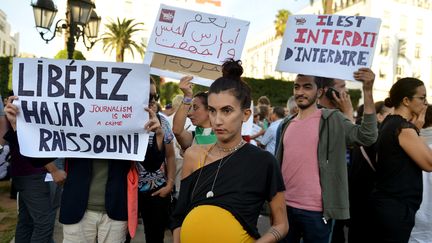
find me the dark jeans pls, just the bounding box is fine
[14,173,58,243]
[138,193,171,243]
[280,206,332,243]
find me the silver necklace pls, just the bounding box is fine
[191,140,246,200]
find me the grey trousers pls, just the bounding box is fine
[13,173,60,243]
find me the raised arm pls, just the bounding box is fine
[355,68,375,115]
[173,76,194,150]
[345,68,378,146]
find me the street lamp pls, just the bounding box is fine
[31,0,101,59]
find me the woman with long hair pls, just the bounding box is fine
[171,60,288,243]
[369,77,432,243]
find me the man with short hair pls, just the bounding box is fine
[275,68,378,243]
[317,77,354,122]
[259,106,285,155]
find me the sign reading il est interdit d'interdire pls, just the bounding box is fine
[12,58,151,161]
[276,15,381,81]
[144,4,250,86]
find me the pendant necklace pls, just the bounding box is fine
[191,140,246,200]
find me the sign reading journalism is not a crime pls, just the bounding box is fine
[13,58,151,161]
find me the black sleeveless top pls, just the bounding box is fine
[373,115,423,209]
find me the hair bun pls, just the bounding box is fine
[384,97,394,108]
[222,59,243,80]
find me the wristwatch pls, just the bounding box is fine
[182,97,193,105]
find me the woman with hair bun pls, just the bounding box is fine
[369,77,432,243]
[171,59,288,243]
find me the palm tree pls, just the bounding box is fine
[322,0,334,14]
[102,18,145,62]
[274,9,291,38]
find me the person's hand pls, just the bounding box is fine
[332,90,354,119]
[354,68,375,92]
[4,96,19,131]
[151,184,173,197]
[51,169,67,186]
[144,107,162,134]
[179,76,194,98]
[411,104,427,130]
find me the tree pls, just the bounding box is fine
[274,9,291,38]
[54,50,86,60]
[322,0,334,14]
[102,18,145,62]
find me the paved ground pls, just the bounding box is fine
[10,210,271,243]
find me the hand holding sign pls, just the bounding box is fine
[354,67,375,92]
[5,96,19,131]
[179,76,194,98]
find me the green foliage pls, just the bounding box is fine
[274,9,291,37]
[348,88,362,110]
[160,82,180,106]
[102,18,145,62]
[54,50,86,60]
[0,56,12,98]
[192,78,292,106]
[154,75,362,109]
[193,77,361,108]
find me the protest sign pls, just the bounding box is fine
[145,4,249,86]
[276,15,381,81]
[12,58,150,161]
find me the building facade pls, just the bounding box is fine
[241,0,432,100]
[0,9,19,57]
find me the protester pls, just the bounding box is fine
[275,68,378,243]
[286,96,298,117]
[369,77,432,243]
[258,95,271,107]
[316,77,355,243]
[171,59,288,243]
[173,77,216,150]
[4,91,162,242]
[4,98,66,243]
[250,105,270,141]
[138,78,176,243]
[409,105,432,243]
[348,101,393,243]
[258,106,285,155]
[164,94,194,198]
[317,77,354,122]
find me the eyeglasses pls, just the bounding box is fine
[149,93,160,103]
[412,96,428,104]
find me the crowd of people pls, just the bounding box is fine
[2,58,432,243]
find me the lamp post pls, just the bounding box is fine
[31,0,101,59]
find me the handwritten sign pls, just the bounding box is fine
[145,4,249,86]
[150,53,222,81]
[276,15,381,81]
[12,58,150,161]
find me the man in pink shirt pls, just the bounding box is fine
[275,68,378,243]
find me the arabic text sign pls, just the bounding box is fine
[13,58,150,161]
[150,53,222,81]
[276,15,381,81]
[147,4,250,65]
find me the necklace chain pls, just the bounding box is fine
[216,140,246,153]
[191,140,246,200]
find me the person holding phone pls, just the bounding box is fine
[317,78,354,122]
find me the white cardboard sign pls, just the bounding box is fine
[276,15,381,81]
[12,58,151,161]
